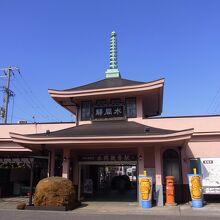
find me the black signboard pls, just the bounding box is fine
[79,154,137,162]
[93,105,124,120]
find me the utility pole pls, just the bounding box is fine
[0,66,19,124]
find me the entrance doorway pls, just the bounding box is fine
[163,149,181,183]
[79,164,137,202]
[163,149,183,203]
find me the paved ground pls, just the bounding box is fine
[0,196,29,210]
[1,196,220,219]
[71,201,220,217]
[0,211,220,220]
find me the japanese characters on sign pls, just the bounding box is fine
[203,186,220,194]
[94,105,124,119]
[79,154,137,162]
[201,158,220,194]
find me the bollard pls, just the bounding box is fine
[165,176,176,206]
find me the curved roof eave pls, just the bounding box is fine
[10,128,194,145]
[48,78,165,98]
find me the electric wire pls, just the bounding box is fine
[8,94,35,123]
[12,75,53,120]
[0,75,5,122]
[10,95,14,123]
[0,69,60,123]
[213,99,220,115]
[11,81,48,120]
[7,114,34,123]
[14,73,60,121]
[206,86,220,115]
[11,80,50,121]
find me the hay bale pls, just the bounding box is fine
[33,176,75,208]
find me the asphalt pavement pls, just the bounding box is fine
[0,210,219,220]
[1,197,220,220]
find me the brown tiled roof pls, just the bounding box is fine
[64,78,145,91]
[25,121,178,138]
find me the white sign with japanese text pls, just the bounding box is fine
[200,158,220,194]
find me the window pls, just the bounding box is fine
[96,99,107,106]
[81,101,91,120]
[110,98,121,105]
[126,97,137,118]
[189,158,201,174]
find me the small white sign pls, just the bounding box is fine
[200,158,220,194]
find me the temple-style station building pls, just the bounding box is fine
[1,32,220,206]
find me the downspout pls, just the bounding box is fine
[76,106,79,126]
[178,146,184,203]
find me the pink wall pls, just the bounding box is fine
[0,122,75,139]
[144,147,155,168]
[1,115,220,177]
[130,116,220,159]
[0,141,31,152]
[0,122,75,152]
[187,142,220,158]
[130,116,220,133]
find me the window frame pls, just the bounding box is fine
[110,98,121,105]
[125,97,137,118]
[81,100,92,121]
[95,99,107,106]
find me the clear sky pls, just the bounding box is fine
[0,0,220,123]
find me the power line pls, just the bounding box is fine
[8,94,36,123]
[0,67,18,124]
[11,80,50,121]
[13,73,60,121]
[12,81,53,121]
[213,98,220,115]
[7,114,35,123]
[206,86,220,114]
[10,95,15,123]
[0,67,68,123]
[16,73,59,120]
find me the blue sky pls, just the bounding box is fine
[0,0,220,123]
